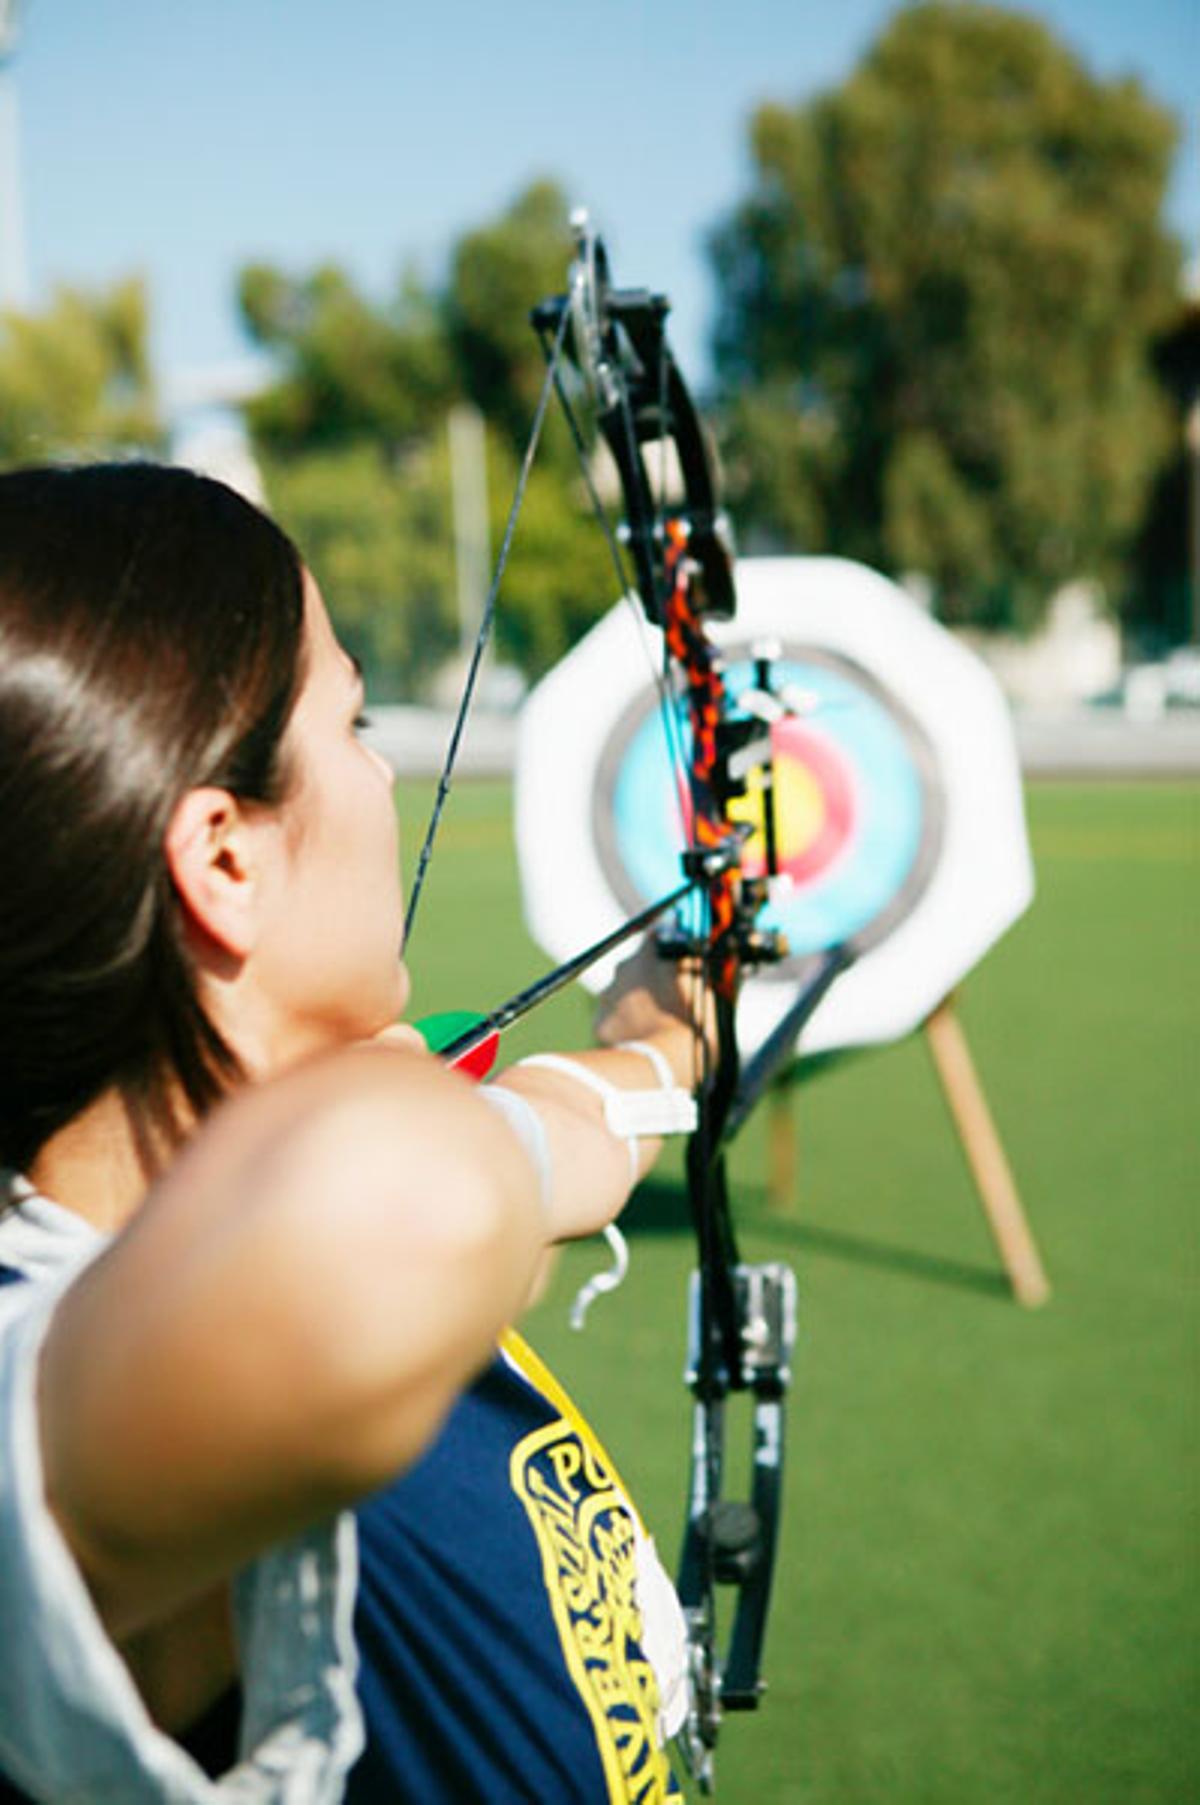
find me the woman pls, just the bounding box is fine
[0,464,701,1801]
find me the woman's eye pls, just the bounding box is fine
[353,712,374,734]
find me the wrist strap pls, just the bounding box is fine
[517,1052,697,1161]
[478,1085,553,1222]
[616,1039,676,1089]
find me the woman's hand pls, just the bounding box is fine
[487,939,716,1252]
[594,940,715,1065]
[370,1022,430,1055]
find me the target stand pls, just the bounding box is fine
[763,993,1050,1307]
[515,556,1051,1307]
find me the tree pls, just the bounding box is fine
[0,277,161,464]
[260,439,458,694]
[237,182,611,696]
[1129,298,1200,649]
[237,259,461,694]
[239,263,455,456]
[445,179,578,460]
[709,1,1181,629]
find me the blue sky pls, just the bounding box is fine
[10,0,1199,396]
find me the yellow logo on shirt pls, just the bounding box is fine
[511,1420,675,1804]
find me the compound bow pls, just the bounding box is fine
[408,213,851,1794]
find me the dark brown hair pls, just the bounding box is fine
[0,463,307,1175]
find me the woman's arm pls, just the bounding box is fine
[36,949,707,1643]
[493,944,710,1244]
[37,1043,545,1641]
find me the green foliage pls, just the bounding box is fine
[1129,300,1200,648]
[710,1,1181,630]
[239,262,454,454]
[257,439,457,698]
[486,452,616,677]
[0,277,162,464]
[238,181,611,695]
[446,179,577,460]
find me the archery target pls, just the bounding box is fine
[515,557,1033,1057]
[595,650,942,964]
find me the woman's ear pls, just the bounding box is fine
[164,788,265,960]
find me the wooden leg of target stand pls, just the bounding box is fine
[923,995,1051,1308]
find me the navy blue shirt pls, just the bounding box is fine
[348,1333,681,1804]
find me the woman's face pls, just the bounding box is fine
[249,574,408,1061]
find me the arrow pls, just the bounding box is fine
[417,877,696,1072]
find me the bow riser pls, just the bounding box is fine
[652,509,802,1790]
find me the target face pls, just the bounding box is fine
[596,651,942,966]
[515,557,1033,1058]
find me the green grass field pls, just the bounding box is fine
[398,779,1198,1804]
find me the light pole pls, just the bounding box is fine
[448,403,490,659]
[0,0,29,312]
